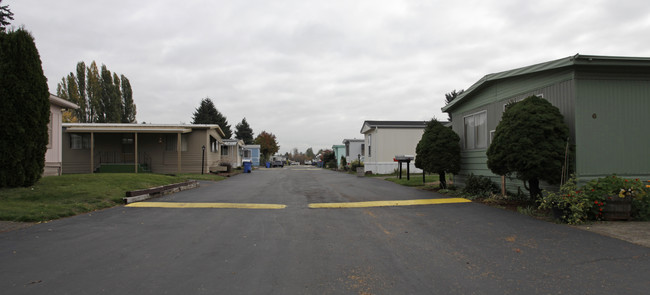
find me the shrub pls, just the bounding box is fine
[539,175,591,224]
[540,174,650,224]
[463,174,500,198]
[350,160,363,172]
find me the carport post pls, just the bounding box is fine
[177,132,181,174]
[90,132,94,173]
[134,132,138,173]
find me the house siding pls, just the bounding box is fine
[62,127,223,174]
[574,73,650,181]
[449,70,577,192]
[363,127,424,174]
[448,59,650,192]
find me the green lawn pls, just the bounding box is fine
[0,173,224,222]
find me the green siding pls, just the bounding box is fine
[575,78,650,178]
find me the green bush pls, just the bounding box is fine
[462,174,500,198]
[350,160,363,172]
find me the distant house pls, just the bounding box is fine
[244,144,261,166]
[45,94,79,176]
[442,54,650,190]
[342,138,364,164]
[62,123,225,174]
[221,139,245,168]
[359,121,427,174]
[332,144,346,168]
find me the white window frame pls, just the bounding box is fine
[463,111,487,150]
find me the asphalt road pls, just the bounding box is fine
[1,166,649,294]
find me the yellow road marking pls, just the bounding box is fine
[308,198,471,209]
[125,202,286,209]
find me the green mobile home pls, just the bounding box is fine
[442,54,650,192]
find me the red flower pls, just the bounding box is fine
[599,208,603,212]
[594,200,598,204]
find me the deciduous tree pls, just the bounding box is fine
[486,95,570,200]
[56,61,136,123]
[254,131,279,162]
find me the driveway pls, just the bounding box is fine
[1,167,649,294]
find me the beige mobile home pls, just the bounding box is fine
[62,123,225,174]
[45,95,79,176]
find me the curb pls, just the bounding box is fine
[123,180,199,204]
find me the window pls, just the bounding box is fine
[165,134,187,152]
[368,134,372,157]
[210,136,218,153]
[243,149,251,158]
[221,145,229,156]
[361,144,365,156]
[464,111,487,149]
[70,134,90,149]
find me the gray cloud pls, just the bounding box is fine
[10,0,650,153]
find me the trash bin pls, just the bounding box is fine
[265,162,271,168]
[243,161,252,173]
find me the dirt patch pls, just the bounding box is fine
[0,221,36,233]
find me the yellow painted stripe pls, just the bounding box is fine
[126,202,286,209]
[308,198,471,209]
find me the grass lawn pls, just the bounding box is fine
[0,173,225,222]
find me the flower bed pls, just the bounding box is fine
[539,175,649,224]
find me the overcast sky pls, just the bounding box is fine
[9,0,650,153]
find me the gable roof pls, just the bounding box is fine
[441,54,650,112]
[360,120,428,134]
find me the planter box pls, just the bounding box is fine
[603,197,632,221]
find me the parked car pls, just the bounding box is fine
[272,160,284,168]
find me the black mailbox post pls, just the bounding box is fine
[394,155,414,180]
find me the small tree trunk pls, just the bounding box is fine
[528,178,541,200]
[439,171,447,189]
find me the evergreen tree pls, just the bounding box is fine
[0,28,50,187]
[444,89,464,121]
[0,0,13,32]
[120,75,136,123]
[235,118,254,144]
[486,95,570,200]
[191,97,232,138]
[415,119,461,189]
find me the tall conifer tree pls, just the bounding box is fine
[191,97,232,138]
[235,118,254,144]
[0,28,50,187]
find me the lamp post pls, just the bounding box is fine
[201,145,206,175]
